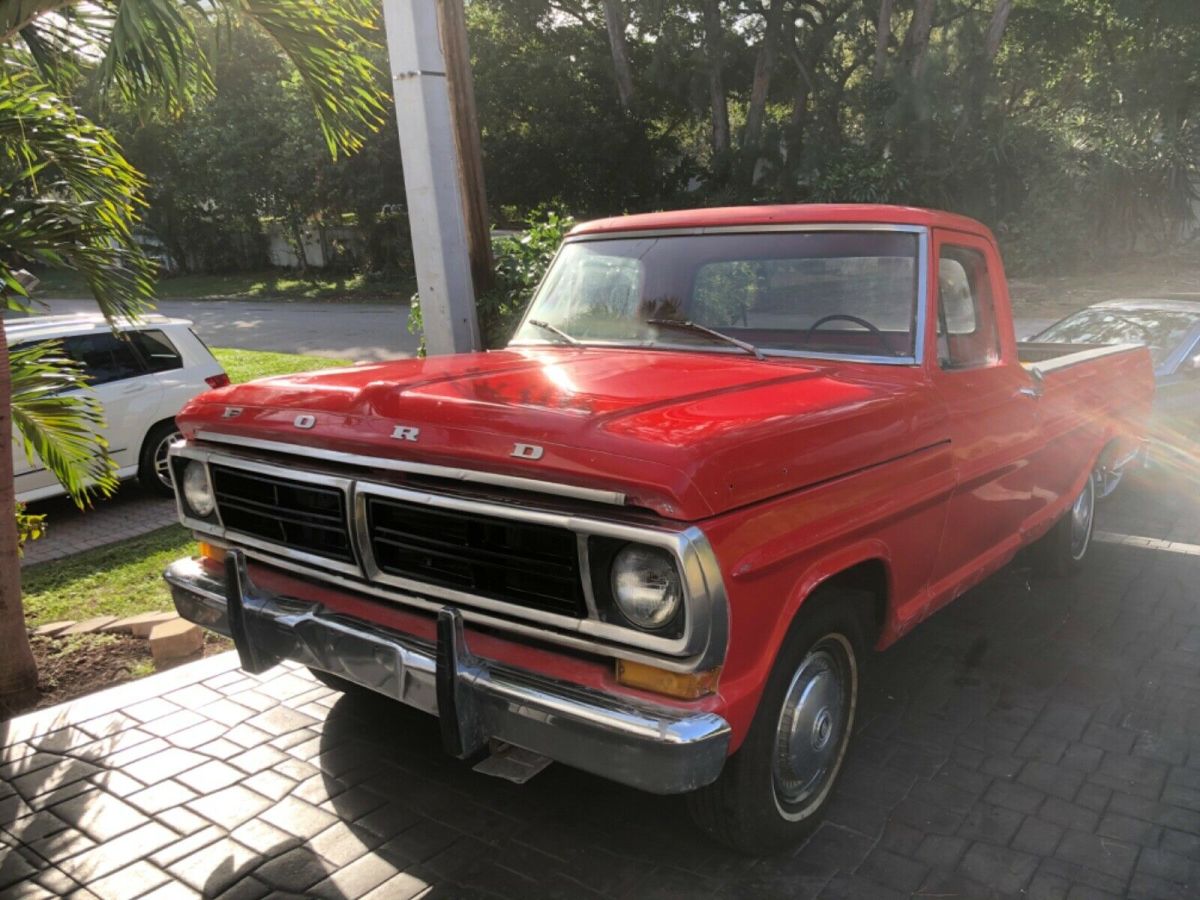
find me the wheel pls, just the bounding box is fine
[138,421,183,497]
[1033,469,1096,577]
[1094,443,1126,502]
[687,588,869,855]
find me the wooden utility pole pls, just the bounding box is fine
[382,0,490,355]
[437,0,494,295]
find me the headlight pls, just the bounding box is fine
[610,544,682,630]
[182,461,215,518]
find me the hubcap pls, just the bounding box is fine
[1094,464,1124,501]
[1070,474,1095,560]
[772,641,851,813]
[154,432,182,488]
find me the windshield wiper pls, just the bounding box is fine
[527,319,581,346]
[647,319,765,360]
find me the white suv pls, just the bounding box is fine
[7,313,228,502]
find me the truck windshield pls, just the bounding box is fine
[511,231,921,360]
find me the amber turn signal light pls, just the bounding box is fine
[198,541,226,564]
[615,660,720,699]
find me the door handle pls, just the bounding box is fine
[1016,386,1042,399]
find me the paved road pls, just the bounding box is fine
[3,472,1199,898]
[19,297,420,362]
[18,297,1058,361]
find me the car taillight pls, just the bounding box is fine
[205,373,231,389]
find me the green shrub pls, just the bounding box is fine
[408,207,575,354]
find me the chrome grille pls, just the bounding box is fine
[365,495,585,617]
[210,465,354,564]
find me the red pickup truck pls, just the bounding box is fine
[164,205,1153,852]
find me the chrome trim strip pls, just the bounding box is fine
[193,431,627,507]
[510,225,929,368]
[563,222,929,241]
[352,479,720,662]
[915,227,930,368]
[168,443,729,671]
[1026,342,1144,377]
[577,533,600,620]
[507,339,920,367]
[165,555,731,794]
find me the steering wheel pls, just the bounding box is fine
[804,314,891,352]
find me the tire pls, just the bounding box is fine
[138,420,183,497]
[687,588,870,855]
[1033,469,1096,578]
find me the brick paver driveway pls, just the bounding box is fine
[2,472,1198,899]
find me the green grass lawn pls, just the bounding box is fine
[21,525,197,625]
[211,347,353,383]
[34,268,413,304]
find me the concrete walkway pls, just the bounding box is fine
[3,477,1200,898]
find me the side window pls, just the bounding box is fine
[128,329,183,373]
[62,333,147,386]
[936,246,1000,369]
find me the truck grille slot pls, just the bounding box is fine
[211,466,354,564]
[366,497,585,617]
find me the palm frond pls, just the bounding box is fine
[18,22,82,91]
[5,1,385,159]
[236,0,387,157]
[0,197,155,318]
[9,339,118,506]
[0,71,154,320]
[93,0,213,113]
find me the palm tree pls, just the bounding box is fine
[0,0,385,716]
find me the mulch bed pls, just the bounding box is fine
[28,631,232,712]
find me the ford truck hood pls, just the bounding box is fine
[176,347,941,520]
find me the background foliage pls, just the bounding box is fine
[71,0,1200,280]
[408,207,575,350]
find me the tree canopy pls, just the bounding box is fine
[113,0,1198,278]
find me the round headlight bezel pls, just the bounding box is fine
[182,460,216,518]
[609,543,683,631]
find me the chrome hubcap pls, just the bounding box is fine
[154,432,182,488]
[1094,464,1124,500]
[773,643,849,811]
[1070,474,1095,560]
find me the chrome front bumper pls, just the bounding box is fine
[164,552,731,794]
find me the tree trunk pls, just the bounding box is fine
[743,0,787,158]
[873,0,894,79]
[600,0,635,113]
[984,0,1014,62]
[787,3,851,143]
[701,0,730,159]
[437,0,494,294]
[0,327,39,719]
[900,0,936,79]
[965,0,1016,131]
